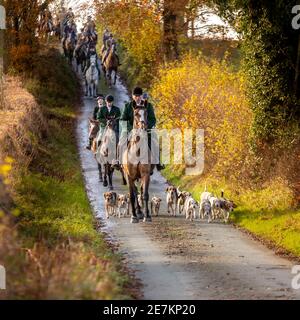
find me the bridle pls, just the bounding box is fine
[133,106,148,130]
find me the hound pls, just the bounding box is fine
[209,196,222,220]
[151,196,162,216]
[103,192,117,219]
[200,189,213,222]
[177,191,191,215]
[219,190,237,223]
[166,186,178,216]
[184,196,199,221]
[199,199,212,223]
[117,194,130,218]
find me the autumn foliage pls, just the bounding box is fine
[151,53,253,184]
[96,0,162,87]
[3,0,42,71]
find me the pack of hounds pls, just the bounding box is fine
[104,186,236,223]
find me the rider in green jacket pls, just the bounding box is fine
[97,95,121,141]
[114,87,165,172]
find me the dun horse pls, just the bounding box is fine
[121,107,155,223]
[96,117,127,191]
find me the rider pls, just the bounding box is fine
[62,19,77,48]
[86,16,96,32]
[96,95,121,149]
[83,46,101,78]
[65,7,75,23]
[113,87,165,172]
[94,94,105,120]
[102,29,110,48]
[102,33,121,66]
[86,94,105,150]
[41,8,52,24]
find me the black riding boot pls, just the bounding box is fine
[86,138,93,150]
[156,163,165,171]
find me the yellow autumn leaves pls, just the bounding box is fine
[151,53,253,182]
[0,156,13,181]
[97,1,162,85]
[0,156,14,218]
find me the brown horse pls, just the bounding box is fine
[102,44,118,88]
[63,33,76,65]
[121,107,155,223]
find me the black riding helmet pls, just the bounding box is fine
[132,87,143,96]
[106,95,114,102]
[96,94,105,101]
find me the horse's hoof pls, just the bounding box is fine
[99,177,103,183]
[130,216,139,224]
[109,186,114,191]
[143,217,152,223]
[103,181,108,187]
[123,181,127,186]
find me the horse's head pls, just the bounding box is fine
[106,116,117,129]
[89,119,100,137]
[133,107,148,130]
[90,54,97,66]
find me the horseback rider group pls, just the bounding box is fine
[88,88,165,173]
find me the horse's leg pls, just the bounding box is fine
[114,69,117,85]
[135,185,144,220]
[98,163,103,182]
[109,71,112,89]
[103,164,108,187]
[94,83,97,98]
[129,180,138,224]
[120,168,127,186]
[85,80,88,96]
[108,165,114,191]
[142,175,152,222]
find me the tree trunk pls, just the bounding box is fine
[163,0,188,61]
[163,1,178,61]
[191,18,195,39]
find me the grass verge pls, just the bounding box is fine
[0,47,135,299]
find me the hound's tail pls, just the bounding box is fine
[204,182,207,192]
